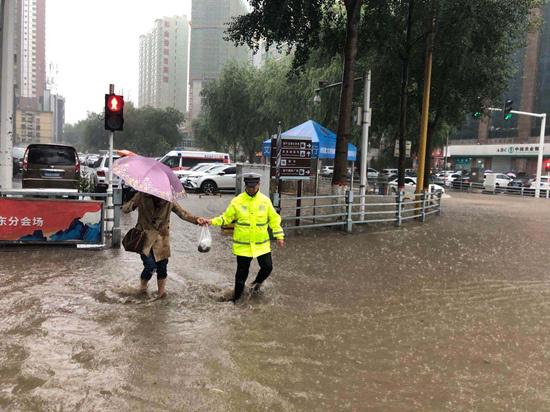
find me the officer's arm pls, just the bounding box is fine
[211,201,236,227]
[268,202,284,239]
[171,201,199,224]
[122,192,141,214]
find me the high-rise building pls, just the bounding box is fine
[139,15,189,115]
[18,0,46,110]
[188,0,249,120]
[446,4,550,175]
[252,39,285,68]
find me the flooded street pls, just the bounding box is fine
[2,192,550,411]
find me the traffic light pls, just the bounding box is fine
[545,159,550,171]
[104,94,124,131]
[472,110,482,119]
[503,99,513,121]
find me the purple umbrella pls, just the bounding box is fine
[112,155,185,202]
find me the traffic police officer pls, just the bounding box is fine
[207,173,285,302]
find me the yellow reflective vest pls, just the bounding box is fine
[211,191,284,258]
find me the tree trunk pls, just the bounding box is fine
[423,123,435,190]
[397,0,414,191]
[331,0,362,189]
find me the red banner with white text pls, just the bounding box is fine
[0,198,103,243]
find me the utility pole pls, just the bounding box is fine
[416,11,437,194]
[397,0,414,191]
[359,71,371,220]
[0,0,15,189]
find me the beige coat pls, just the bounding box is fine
[122,192,197,261]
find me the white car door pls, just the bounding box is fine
[218,166,236,189]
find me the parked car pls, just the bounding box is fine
[388,176,445,195]
[320,165,334,177]
[483,172,512,187]
[530,175,550,190]
[433,170,458,186]
[175,162,220,182]
[84,154,100,167]
[451,175,472,189]
[12,146,26,176]
[506,175,535,194]
[22,144,80,189]
[380,168,398,177]
[446,173,464,187]
[183,164,237,193]
[91,153,122,192]
[367,168,379,179]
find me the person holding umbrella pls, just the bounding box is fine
[115,155,207,298]
[206,173,284,303]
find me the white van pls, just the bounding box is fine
[159,150,231,171]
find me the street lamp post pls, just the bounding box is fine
[487,107,547,198]
[314,71,372,219]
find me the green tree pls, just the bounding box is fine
[361,0,540,180]
[195,57,346,162]
[227,0,540,184]
[76,104,185,156]
[227,0,364,189]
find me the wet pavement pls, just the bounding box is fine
[2,192,550,411]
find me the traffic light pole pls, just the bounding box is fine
[106,84,115,245]
[488,107,547,198]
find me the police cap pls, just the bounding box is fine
[243,172,261,187]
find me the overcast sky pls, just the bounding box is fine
[46,0,192,124]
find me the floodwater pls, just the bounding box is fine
[2,192,550,411]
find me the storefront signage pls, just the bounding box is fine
[448,143,550,157]
[0,198,103,244]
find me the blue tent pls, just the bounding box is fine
[262,120,357,161]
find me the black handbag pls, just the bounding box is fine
[122,228,146,253]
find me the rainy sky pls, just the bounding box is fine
[46,0,192,124]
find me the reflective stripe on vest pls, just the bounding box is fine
[233,239,270,245]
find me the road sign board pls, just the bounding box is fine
[270,137,312,179]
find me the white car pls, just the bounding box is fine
[91,153,122,192]
[530,175,550,190]
[320,166,334,177]
[445,173,464,187]
[175,162,220,182]
[388,177,445,195]
[435,170,458,186]
[380,168,398,176]
[183,164,237,193]
[483,173,512,187]
[367,168,379,178]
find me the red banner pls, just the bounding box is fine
[0,198,103,243]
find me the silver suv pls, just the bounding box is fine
[183,164,237,193]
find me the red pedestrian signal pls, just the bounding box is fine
[104,94,124,131]
[545,159,550,171]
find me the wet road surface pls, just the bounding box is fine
[1,192,550,411]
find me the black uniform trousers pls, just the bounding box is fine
[234,252,273,301]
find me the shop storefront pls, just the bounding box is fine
[447,143,550,174]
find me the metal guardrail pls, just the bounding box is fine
[448,182,550,199]
[277,190,443,232]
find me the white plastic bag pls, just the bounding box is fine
[198,226,212,253]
